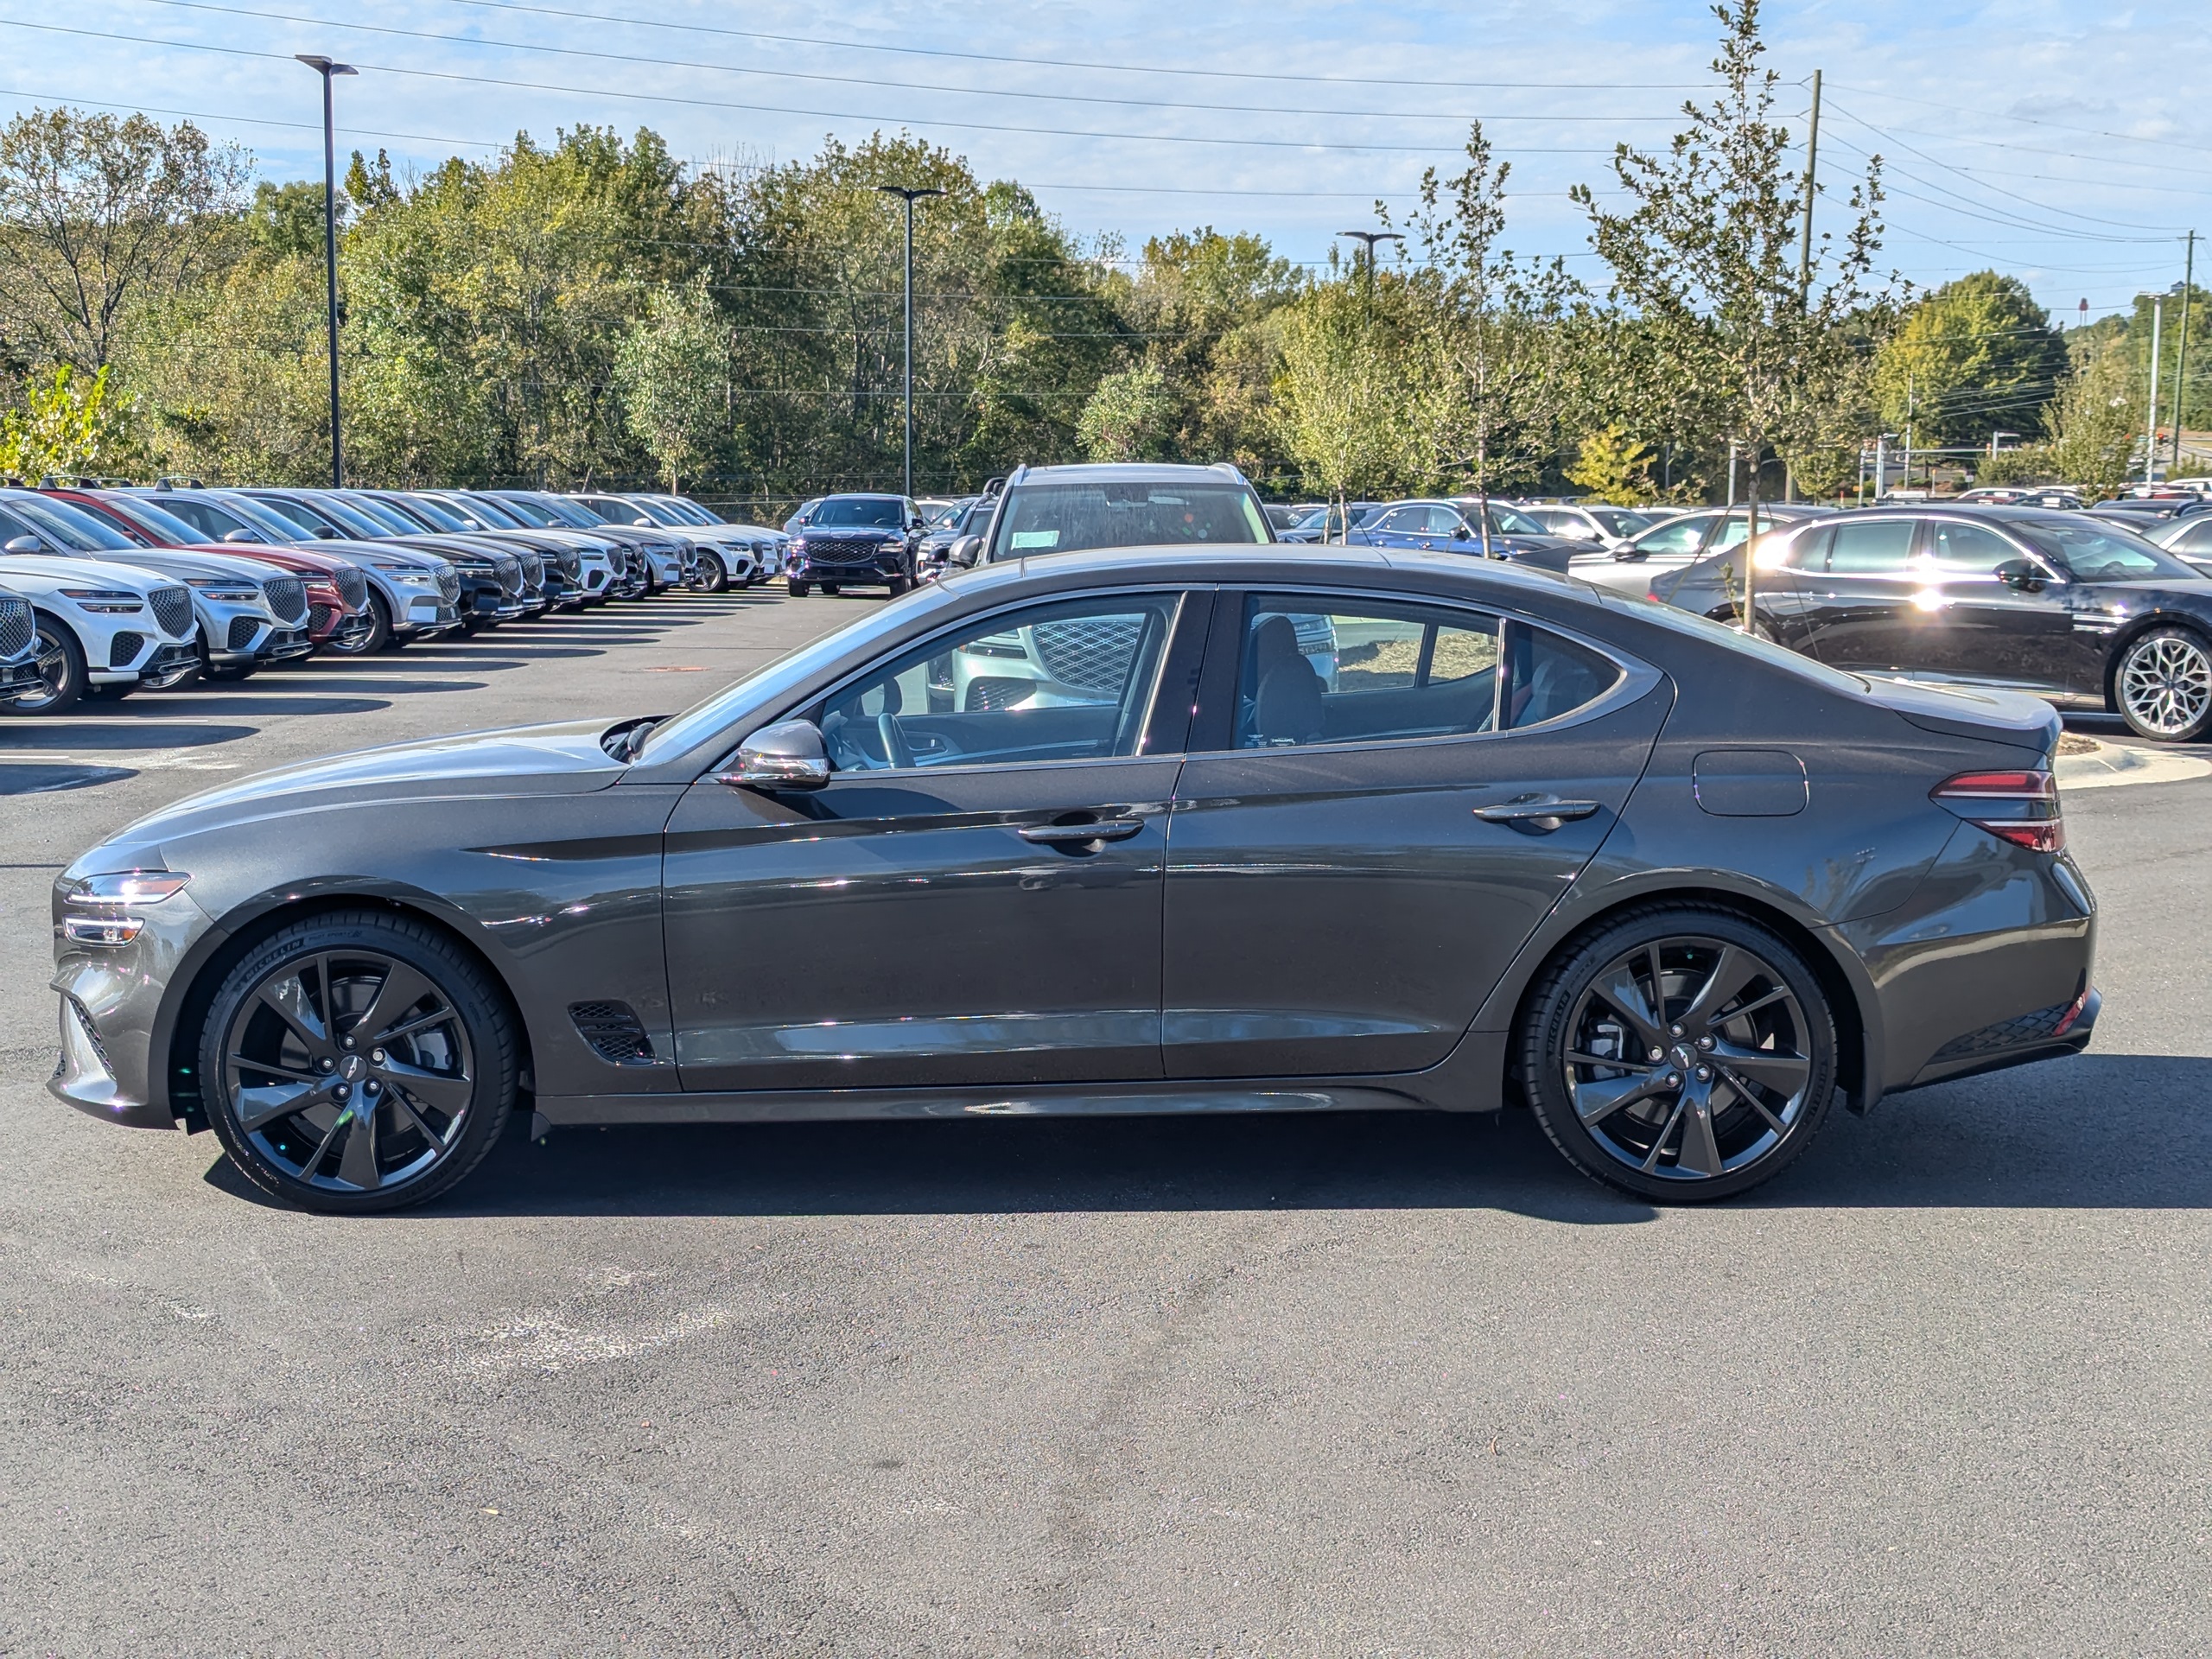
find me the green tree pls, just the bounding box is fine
[0,107,249,374]
[1273,280,1425,524]
[1573,0,1890,619]
[247,180,340,261]
[2046,333,2140,499]
[0,363,139,478]
[1873,271,2068,446]
[615,275,736,489]
[1077,360,1177,461]
[1565,424,1655,503]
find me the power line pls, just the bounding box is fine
[1829,79,2212,161]
[432,0,1718,94]
[0,20,1622,156]
[122,0,1697,127]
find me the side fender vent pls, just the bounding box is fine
[569,1001,659,1065]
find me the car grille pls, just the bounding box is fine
[807,536,883,566]
[1032,616,1144,693]
[494,555,523,596]
[519,552,543,588]
[264,577,308,624]
[964,676,1037,712]
[569,1001,658,1065]
[334,566,367,609]
[308,603,334,634]
[106,631,143,669]
[0,594,29,659]
[226,616,259,651]
[149,586,192,638]
[556,548,580,578]
[436,569,461,604]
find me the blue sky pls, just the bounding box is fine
[3,0,2204,319]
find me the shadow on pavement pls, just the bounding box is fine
[0,721,257,750]
[0,762,137,793]
[192,1052,2212,1221]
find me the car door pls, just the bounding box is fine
[1916,518,2094,693]
[1794,516,1921,671]
[1357,506,1426,549]
[1160,589,1669,1079]
[660,588,1205,1093]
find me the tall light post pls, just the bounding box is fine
[296,54,356,488]
[2143,289,2166,486]
[1337,230,1403,311]
[875,184,944,502]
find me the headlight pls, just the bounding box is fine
[57,588,144,613]
[372,563,438,584]
[790,537,807,553]
[185,578,258,601]
[63,869,192,944]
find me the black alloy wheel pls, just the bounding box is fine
[2115,625,2212,743]
[6,619,86,715]
[1519,906,1837,1202]
[200,910,517,1214]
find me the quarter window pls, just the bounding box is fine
[816,593,1180,772]
[1232,595,1622,749]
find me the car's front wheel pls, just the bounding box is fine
[5,618,86,715]
[787,579,810,598]
[199,910,518,1214]
[1518,906,1838,1202]
[323,591,391,656]
[2115,625,2212,742]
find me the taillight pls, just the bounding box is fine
[1931,769,2064,853]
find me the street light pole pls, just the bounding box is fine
[2145,292,2165,486]
[296,54,356,489]
[1337,230,1403,311]
[876,184,944,502]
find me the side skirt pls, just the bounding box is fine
[541,1080,1442,1128]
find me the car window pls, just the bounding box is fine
[1774,524,1832,571]
[1592,509,1649,537]
[0,493,136,551]
[1483,504,1549,537]
[1633,514,1710,555]
[1826,518,1916,575]
[1707,512,1799,553]
[2171,518,2212,552]
[1925,520,2026,575]
[817,592,1180,772]
[994,481,1268,557]
[2015,518,2196,583]
[813,497,906,529]
[1237,596,1500,748]
[1374,507,1421,534]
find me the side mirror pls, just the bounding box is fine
[221,528,264,543]
[1995,557,2049,592]
[3,534,46,554]
[1612,544,1648,562]
[910,516,926,531]
[950,535,982,568]
[721,718,830,791]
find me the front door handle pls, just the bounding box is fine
[1019,817,1144,847]
[1473,794,1602,833]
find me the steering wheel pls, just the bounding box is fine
[876,710,915,769]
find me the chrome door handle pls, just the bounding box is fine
[1473,794,1602,833]
[1019,817,1144,846]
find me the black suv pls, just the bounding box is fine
[976,463,1275,563]
[786,494,925,597]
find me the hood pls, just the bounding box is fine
[0,553,174,592]
[94,718,633,855]
[85,548,289,583]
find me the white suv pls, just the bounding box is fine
[0,554,200,712]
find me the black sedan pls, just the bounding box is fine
[1650,505,2212,741]
[51,545,2094,1213]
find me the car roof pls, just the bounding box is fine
[933,542,1589,608]
[1008,463,1247,486]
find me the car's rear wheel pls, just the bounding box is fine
[1519,906,1838,1202]
[5,619,86,715]
[2115,626,2212,742]
[200,910,518,1214]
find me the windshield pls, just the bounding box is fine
[264,492,389,538]
[95,495,201,544]
[201,493,315,543]
[811,497,907,530]
[483,494,556,527]
[927,499,968,527]
[383,493,468,532]
[0,493,137,551]
[531,495,601,529]
[992,480,1268,559]
[449,493,528,529]
[2016,518,2197,582]
[1478,504,1548,537]
[336,493,422,535]
[666,498,724,524]
[1592,509,1650,537]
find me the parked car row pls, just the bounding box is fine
[0,483,790,714]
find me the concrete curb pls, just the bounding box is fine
[2055,737,2212,791]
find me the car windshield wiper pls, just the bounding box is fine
[601,715,665,762]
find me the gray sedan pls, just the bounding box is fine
[50,547,2095,1211]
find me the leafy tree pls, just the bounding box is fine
[0,363,139,478]
[1077,360,1177,461]
[1873,271,2068,446]
[2046,333,2141,499]
[1273,280,1425,524]
[1573,0,1889,618]
[248,181,341,262]
[1565,424,1656,503]
[615,275,735,488]
[0,107,249,374]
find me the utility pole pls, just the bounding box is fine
[2173,234,2196,473]
[1338,230,1403,313]
[1797,69,1822,302]
[1902,374,1914,498]
[296,54,357,488]
[2146,291,2165,486]
[1726,440,1738,507]
[875,184,944,503]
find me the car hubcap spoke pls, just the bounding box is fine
[1563,934,1813,1182]
[2123,637,2211,734]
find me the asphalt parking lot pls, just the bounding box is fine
[4,592,2212,1655]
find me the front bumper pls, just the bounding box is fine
[0,657,41,696]
[391,591,461,635]
[131,642,202,690]
[48,884,214,1131]
[256,626,314,664]
[795,552,908,585]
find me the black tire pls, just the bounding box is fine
[5,617,87,715]
[84,680,133,702]
[201,657,257,683]
[2113,625,2212,743]
[1517,905,1839,1203]
[820,582,841,596]
[323,590,391,657]
[887,574,913,597]
[198,909,518,1215]
[787,580,810,598]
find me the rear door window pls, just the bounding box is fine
[1825,518,1916,575]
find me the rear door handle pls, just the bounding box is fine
[1473,794,1602,833]
[1019,817,1144,846]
